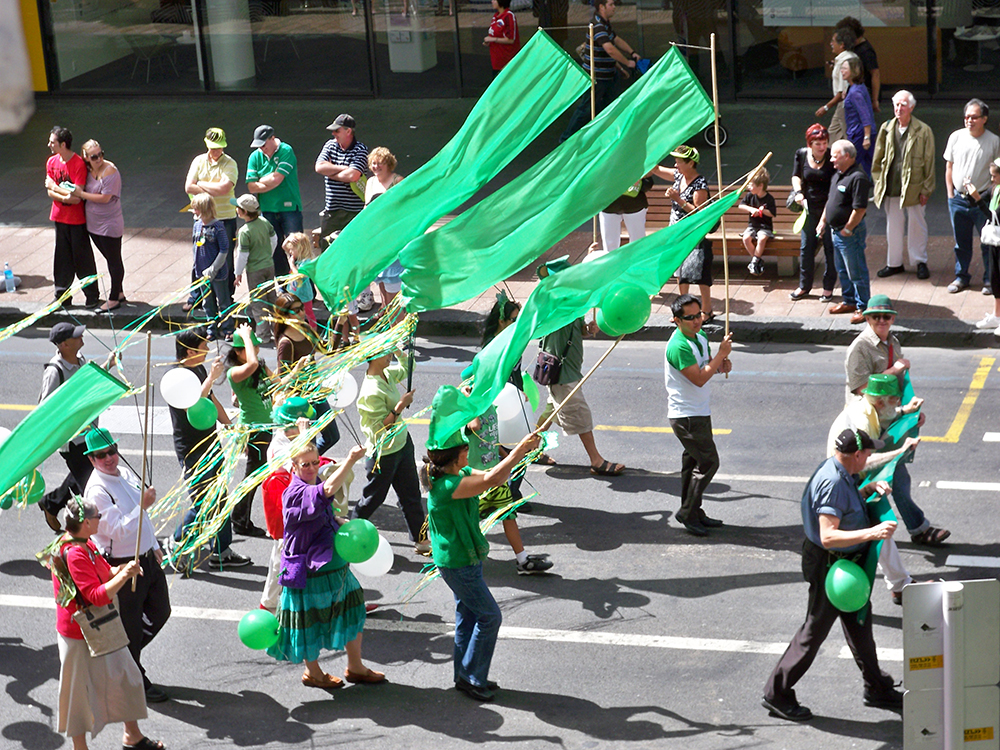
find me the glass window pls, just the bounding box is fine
[369,0,459,97]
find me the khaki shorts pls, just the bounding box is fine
[545,382,594,435]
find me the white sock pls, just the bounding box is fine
[515,550,528,565]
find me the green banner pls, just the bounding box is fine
[427,190,741,441]
[400,46,715,313]
[301,31,589,309]
[0,363,129,495]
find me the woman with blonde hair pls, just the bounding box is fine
[365,147,405,311]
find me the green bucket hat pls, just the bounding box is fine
[426,385,470,451]
[863,373,901,398]
[231,330,261,348]
[537,255,572,279]
[272,396,316,425]
[863,295,897,317]
[83,427,117,455]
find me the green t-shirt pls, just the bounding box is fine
[228,369,273,425]
[539,318,584,384]
[464,405,500,471]
[236,216,276,274]
[246,141,302,213]
[428,466,489,569]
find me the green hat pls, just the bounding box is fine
[231,330,261,348]
[537,255,571,279]
[272,396,316,425]
[863,373,901,398]
[83,427,117,455]
[426,385,470,451]
[863,295,897,317]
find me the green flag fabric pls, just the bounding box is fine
[0,363,129,495]
[301,31,589,309]
[427,190,741,441]
[400,47,716,314]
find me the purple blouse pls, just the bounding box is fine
[279,473,344,588]
[85,168,124,238]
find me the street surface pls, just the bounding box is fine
[1,330,998,750]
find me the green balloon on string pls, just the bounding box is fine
[238,609,280,650]
[335,518,379,563]
[187,397,217,431]
[22,470,45,506]
[522,371,540,412]
[0,493,13,511]
[598,283,651,336]
[825,558,871,612]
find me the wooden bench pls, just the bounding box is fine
[645,184,803,277]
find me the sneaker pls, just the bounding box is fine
[413,541,432,555]
[863,686,904,709]
[747,257,763,276]
[516,554,553,575]
[984,285,993,295]
[208,548,252,569]
[975,313,1000,330]
[948,279,969,293]
[818,293,834,304]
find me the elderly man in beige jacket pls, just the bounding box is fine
[870,90,936,280]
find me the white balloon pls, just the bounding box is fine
[493,383,523,422]
[325,371,359,409]
[497,397,532,445]
[160,368,202,410]
[352,534,394,577]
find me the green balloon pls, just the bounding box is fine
[522,371,540,412]
[0,493,12,511]
[22,470,45,506]
[335,518,379,563]
[825,559,871,612]
[187,397,217,431]
[238,609,281,650]
[598,283,651,336]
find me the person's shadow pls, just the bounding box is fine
[0,638,63,749]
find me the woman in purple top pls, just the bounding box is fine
[266,441,387,690]
[71,140,126,311]
[841,58,875,177]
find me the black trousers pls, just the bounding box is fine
[90,232,125,301]
[352,434,425,542]
[53,222,98,302]
[232,430,271,530]
[107,549,171,690]
[764,538,893,708]
[40,441,93,515]
[669,416,720,524]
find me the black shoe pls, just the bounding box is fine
[145,685,169,703]
[818,293,834,303]
[455,678,495,702]
[517,502,534,513]
[699,515,724,528]
[233,524,268,538]
[680,520,709,537]
[762,697,813,721]
[789,288,809,301]
[916,262,930,280]
[877,265,904,278]
[84,297,103,309]
[863,687,904,709]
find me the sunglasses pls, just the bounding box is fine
[868,314,894,322]
[296,460,321,468]
[84,152,104,161]
[677,312,703,321]
[91,445,118,460]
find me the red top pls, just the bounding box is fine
[261,458,336,540]
[488,9,520,71]
[53,538,112,640]
[47,153,88,225]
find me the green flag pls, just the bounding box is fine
[0,363,129,495]
[427,190,741,441]
[301,31,590,309]
[400,47,715,313]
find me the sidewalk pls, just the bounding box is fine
[2,97,997,347]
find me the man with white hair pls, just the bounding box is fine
[871,91,936,280]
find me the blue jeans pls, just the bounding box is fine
[890,463,928,535]
[831,220,870,310]
[560,74,619,143]
[263,210,303,278]
[174,455,232,553]
[198,276,235,339]
[438,562,502,688]
[948,195,990,286]
[798,207,837,294]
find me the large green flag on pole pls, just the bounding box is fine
[0,363,129,495]
[400,47,715,314]
[301,31,589,309]
[428,190,741,440]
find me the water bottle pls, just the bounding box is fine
[3,263,13,293]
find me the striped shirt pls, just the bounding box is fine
[582,12,617,81]
[316,137,368,213]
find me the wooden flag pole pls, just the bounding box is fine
[132,332,152,591]
[590,22,597,244]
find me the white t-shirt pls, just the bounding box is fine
[664,327,712,418]
[86,464,159,558]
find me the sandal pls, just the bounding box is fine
[534,452,557,466]
[590,460,625,477]
[911,527,951,547]
[99,300,122,312]
[302,671,344,689]
[123,738,165,750]
[345,667,386,684]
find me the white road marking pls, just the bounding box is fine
[944,555,1000,568]
[0,593,902,661]
[936,481,1000,492]
[983,432,1000,442]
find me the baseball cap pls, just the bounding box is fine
[834,428,883,454]
[50,322,85,345]
[231,330,261,349]
[669,144,700,164]
[230,194,260,212]
[327,114,356,131]
[251,125,274,148]
[204,127,227,149]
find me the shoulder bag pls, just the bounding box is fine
[63,545,130,657]
[533,333,574,386]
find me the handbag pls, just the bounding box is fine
[533,332,575,386]
[982,218,1000,247]
[785,190,804,213]
[62,545,130,657]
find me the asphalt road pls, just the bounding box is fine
[1,329,998,750]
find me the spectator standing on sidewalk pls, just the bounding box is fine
[975,160,1000,332]
[871,91,935,282]
[246,125,303,278]
[789,124,838,303]
[315,114,368,244]
[944,99,1000,294]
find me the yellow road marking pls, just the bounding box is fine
[922,356,994,443]
[0,404,34,411]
